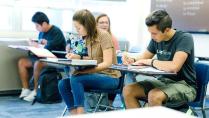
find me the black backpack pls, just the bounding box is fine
[32,68,62,104]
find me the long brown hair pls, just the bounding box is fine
[73,9,98,40]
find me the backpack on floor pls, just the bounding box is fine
[33,68,62,104]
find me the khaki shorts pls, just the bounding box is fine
[137,77,196,106]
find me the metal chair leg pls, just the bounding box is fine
[202,109,206,118]
[93,93,104,112]
[61,106,67,116]
[119,94,126,109]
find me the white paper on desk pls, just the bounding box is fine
[28,47,57,58]
[128,65,148,69]
[45,58,97,66]
[131,67,166,73]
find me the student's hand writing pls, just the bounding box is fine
[40,39,47,45]
[122,52,135,65]
[65,53,81,59]
[28,39,39,47]
[28,38,45,48]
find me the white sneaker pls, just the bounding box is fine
[23,90,37,102]
[19,88,31,98]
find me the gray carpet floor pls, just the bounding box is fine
[0,96,65,118]
[0,95,209,118]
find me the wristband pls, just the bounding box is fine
[151,59,156,68]
[80,55,83,59]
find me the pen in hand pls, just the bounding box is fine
[122,52,135,65]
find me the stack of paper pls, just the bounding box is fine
[45,58,97,66]
[71,59,97,66]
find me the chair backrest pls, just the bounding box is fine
[193,61,209,104]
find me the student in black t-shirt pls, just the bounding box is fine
[18,11,66,102]
[122,10,197,108]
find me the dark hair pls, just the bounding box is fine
[32,12,49,25]
[145,10,172,33]
[73,9,97,40]
[96,13,111,34]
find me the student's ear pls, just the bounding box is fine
[164,28,170,33]
[41,22,48,27]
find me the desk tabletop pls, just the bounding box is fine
[196,56,209,61]
[110,64,176,76]
[40,58,97,67]
[40,59,175,76]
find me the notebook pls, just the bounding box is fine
[8,45,57,58]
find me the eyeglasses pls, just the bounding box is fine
[98,21,109,24]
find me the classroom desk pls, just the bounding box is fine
[109,64,176,76]
[196,56,209,61]
[40,58,97,67]
[58,106,195,118]
[40,58,176,76]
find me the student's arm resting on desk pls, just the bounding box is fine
[75,48,113,74]
[134,51,188,73]
[152,51,188,73]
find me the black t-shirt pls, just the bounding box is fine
[38,25,66,58]
[147,30,196,88]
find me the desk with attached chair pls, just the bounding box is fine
[39,59,126,116]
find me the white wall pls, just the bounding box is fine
[193,34,209,58]
[125,0,151,49]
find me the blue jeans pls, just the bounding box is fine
[58,73,119,110]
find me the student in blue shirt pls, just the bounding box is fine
[18,11,66,102]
